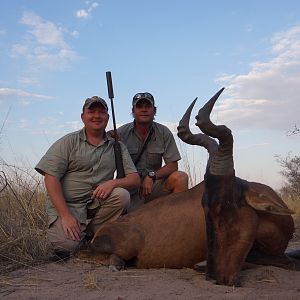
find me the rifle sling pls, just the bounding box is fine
[133,128,153,165]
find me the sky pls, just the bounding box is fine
[0,0,299,189]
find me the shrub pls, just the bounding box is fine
[276,153,300,219]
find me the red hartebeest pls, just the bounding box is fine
[81,90,295,286]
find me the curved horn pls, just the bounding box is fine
[195,88,226,138]
[177,98,218,155]
[195,88,234,175]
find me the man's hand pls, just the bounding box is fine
[92,180,116,200]
[92,173,140,200]
[139,176,154,197]
[44,173,81,241]
[107,130,121,140]
[61,213,81,241]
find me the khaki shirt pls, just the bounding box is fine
[117,121,181,177]
[35,129,137,224]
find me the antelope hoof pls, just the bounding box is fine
[108,254,125,271]
[216,276,241,287]
[109,265,120,272]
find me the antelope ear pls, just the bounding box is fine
[245,190,295,215]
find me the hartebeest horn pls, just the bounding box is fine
[177,98,218,155]
[195,88,234,176]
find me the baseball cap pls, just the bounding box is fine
[83,96,108,111]
[132,92,155,107]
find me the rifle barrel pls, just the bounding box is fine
[106,71,117,133]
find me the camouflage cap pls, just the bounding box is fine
[83,96,108,111]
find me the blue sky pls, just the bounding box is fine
[0,0,299,189]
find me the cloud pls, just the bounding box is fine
[0,88,54,105]
[161,121,201,138]
[19,119,28,128]
[18,77,40,87]
[39,116,57,125]
[76,1,99,19]
[20,11,67,47]
[216,25,300,131]
[76,9,89,19]
[11,11,79,70]
[65,120,82,130]
[239,142,270,150]
[31,120,82,136]
[31,129,65,136]
[70,30,79,38]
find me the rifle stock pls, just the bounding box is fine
[106,71,125,178]
[113,141,125,178]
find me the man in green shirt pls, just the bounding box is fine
[35,96,140,259]
[117,92,188,212]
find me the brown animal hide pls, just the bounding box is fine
[83,179,293,273]
[87,184,207,269]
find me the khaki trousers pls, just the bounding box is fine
[47,187,130,253]
[128,178,171,213]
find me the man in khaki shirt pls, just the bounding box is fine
[35,96,140,259]
[117,92,188,212]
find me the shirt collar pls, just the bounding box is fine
[132,120,155,133]
[80,128,112,143]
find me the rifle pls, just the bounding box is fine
[106,71,125,178]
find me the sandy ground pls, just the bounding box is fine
[1,260,300,300]
[1,222,299,300]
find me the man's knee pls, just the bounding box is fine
[47,217,85,253]
[177,171,189,187]
[165,171,189,192]
[49,235,81,253]
[110,187,130,210]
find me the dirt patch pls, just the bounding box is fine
[1,260,300,300]
[1,220,299,300]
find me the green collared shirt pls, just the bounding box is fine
[35,128,137,224]
[117,121,181,177]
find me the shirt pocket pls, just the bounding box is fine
[127,147,139,163]
[147,147,163,171]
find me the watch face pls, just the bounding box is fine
[148,171,155,178]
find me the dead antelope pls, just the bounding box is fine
[185,88,295,286]
[82,89,295,282]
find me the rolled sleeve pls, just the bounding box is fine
[35,138,70,179]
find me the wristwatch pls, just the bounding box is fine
[147,171,156,181]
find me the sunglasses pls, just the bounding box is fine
[133,92,154,102]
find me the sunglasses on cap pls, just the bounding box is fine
[132,92,155,106]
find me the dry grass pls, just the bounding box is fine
[0,164,51,274]
[281,194,300,218]
[282,194,300,250]
[178,141,206,188]
[83,271,99,289]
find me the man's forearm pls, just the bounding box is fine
[155,161,178,180]
[113,172,140,190]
